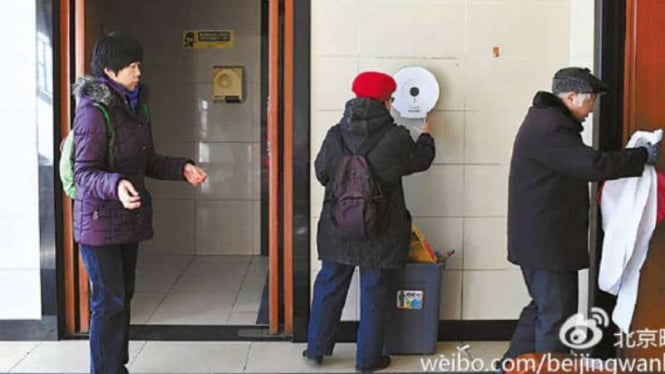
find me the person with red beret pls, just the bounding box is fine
[303,71,436,372]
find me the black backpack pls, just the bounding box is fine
[330,125,392,240]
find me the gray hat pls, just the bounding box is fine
[551,67,609,94]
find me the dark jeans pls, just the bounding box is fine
[307,260,393,368]
[504,268,578,360]
[79,243,139,374]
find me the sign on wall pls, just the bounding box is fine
[183,30,234,49]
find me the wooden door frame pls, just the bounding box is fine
[60,0,90,337]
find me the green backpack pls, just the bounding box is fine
[59,102,150,199]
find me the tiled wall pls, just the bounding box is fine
[310,0,594,321]
[0,1,41,319]
[108,0,262,256]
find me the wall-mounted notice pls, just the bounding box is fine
[183,30,234,49]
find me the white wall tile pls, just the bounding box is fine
[342,269,360,321]
[569,1,594,64]
[440,270,462,319]
[412,218,463,270]
[358,0,465,59]
[197,142,261,200]
[464,165,508,217]
[578,269,589,315]
[0,2,40,321]
[196,200,260,255]
[310,217,321,281]
[311,111,343,154]
[312,0,359,56]
[463,217,514,270]
[186,0,260,29]
[464,110,518,164]
[464,58,558,112]
[404,165,464,217]
[462,270,530,320]
[312,57,358,111]
[141,200,196,256]
[0,61,34,111]
[0,2,34,54]
[122,3,186,56]
[0,270,41,319]
[177,83,261,143]
[0,217,41,269]
[467,1,570,60]
[149,81,198,143]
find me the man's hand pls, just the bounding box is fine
[183,163,208,187]
[643,142,661,166]
[117,179,141,210]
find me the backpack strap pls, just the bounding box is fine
[91,102,116,170]
[142,104,151,123]
[357,125,393,157]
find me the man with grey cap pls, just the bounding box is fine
[500,67,660,365]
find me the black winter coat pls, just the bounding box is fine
[508,91,648,271]
[315,98,435,269]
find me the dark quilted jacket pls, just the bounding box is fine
[315,98,435,269]
[72,76,190,246]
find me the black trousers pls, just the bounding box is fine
[504,268,578,359]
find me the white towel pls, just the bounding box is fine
[599,129,662,333]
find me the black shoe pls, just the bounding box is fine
[356,355,391,372]
[302,349,323,366]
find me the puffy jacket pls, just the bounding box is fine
[72,76,190,246]
[315,98,435,269]
[507,91,648,270]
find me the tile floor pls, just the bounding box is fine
[133,255,268,325]
[0,340,509,373]
[1,253,511,372]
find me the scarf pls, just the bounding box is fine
[99,75,141,111]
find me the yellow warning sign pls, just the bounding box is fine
[183,30,234,49]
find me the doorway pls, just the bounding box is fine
[61,0,281,337]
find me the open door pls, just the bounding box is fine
[620,0,665,360]
[61,0,295,336]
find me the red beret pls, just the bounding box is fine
[352,71,396,101]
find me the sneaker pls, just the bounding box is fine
[302,349,323,366]
[356,355,391,372]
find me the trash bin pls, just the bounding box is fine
[384,262,445,355]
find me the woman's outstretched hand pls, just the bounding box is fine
[183,163,208,187]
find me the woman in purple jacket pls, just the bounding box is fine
[72,32,207,374]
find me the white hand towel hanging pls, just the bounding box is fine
[599,129,662,333]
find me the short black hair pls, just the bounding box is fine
[90,32,143,77]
